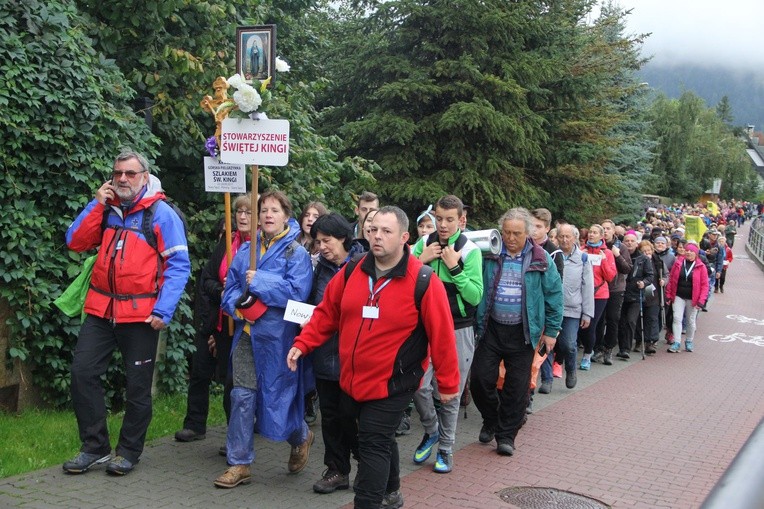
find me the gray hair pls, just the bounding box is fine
[114,149,150,173]
[376,205,409,232]
[498,207,532,234]
[558,223,579,241]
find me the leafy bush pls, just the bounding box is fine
[0,0,176,406]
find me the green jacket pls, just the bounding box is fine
[475,239,563,348]
[413,230,483,329]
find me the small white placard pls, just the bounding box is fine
[589,254,602,266]
[203,157,246,193]
[284,299,315,325]
[220,118,290,166]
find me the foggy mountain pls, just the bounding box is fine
[639,63,764,131]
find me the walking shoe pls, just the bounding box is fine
[105,456,137,476]
[591,351,604,363]
[478,425,495,444]
[496,440,515,456]
[381,489,404,509]
[433,449,453,473]
[413,431,439,463]
[579,357,591,371]
[218,444,227,457]
[538,380,553,394]
[313,469,350,494]
[667,341,681,353]
[552,362,563,378]
[632,341,642,353]
[616,350,630,359]
[305,394,318,426]
[526,399,533,414]
[565,369,577,389]
[395,413,411,436]
[602,349,613,365]
[214,464,251,488]
[174,428,206,442]
[62,452,111,474]
[714,288,719,293]
[288,429,314,473]
[645,343,657,354]
[685,340,694,352]
[720,287,724,293]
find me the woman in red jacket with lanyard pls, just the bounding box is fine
[581,224,617,370]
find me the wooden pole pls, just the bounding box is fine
[249,164,259,271]
[224,192,234,335]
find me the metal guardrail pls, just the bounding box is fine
[700,417,764,509]
[746,216,764,269]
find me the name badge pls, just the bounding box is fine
[362,306,379,319]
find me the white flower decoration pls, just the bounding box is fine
[233,84,262,113]
[275,57,290,73]
[227,73,246,89]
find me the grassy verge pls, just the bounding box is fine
[0,391,226,478]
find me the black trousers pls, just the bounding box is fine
[70,315,159,463]
[315,378,358,475]
[182,329,233,433]
[597,290,624,351]
[470,319,533,444]
[618,299,641,352]
[345,390,412,509]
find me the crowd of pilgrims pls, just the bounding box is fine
[173,189,759,503]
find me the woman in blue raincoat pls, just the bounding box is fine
[213,190,314,489]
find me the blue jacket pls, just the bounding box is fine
[475,239,563,347]
[221,219,313,442]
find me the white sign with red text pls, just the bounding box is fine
[203,157,246,193]
[220,118,290,166]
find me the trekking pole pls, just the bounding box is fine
[639,289,646,360]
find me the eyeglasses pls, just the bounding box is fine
[235,209,252,216]
[112,170,147,179]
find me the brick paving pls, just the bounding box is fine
[1,223,762,508]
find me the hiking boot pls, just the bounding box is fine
[685,340,694,352]
[668,341,681,353]
[413,431,439,464]
[63,452,111,474]
[591,351,604,363]
[478,424,495,444]
[433,449,453,473]
[395,413,411,436]
[214,464,251,488]
[538,380,553,394]
[565,369,577,389]
[105,456,137,476]
[633,341,642,353]
[616,350,630,360]
[381,489,404,509]
[288,429,314,473]
[645,343,657,355]
[602,349,613,365]
[496,440,515,456]
[313,469,349,494]
[174,428,206,442]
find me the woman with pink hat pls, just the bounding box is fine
[664,242,709,353]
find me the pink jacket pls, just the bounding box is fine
[665,256,709,308]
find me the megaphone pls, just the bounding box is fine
[462,229,502,255]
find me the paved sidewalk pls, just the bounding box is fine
[1,223,762,508]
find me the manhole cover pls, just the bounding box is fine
[498,486,610,508]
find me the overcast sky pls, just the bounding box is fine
[606,0,763,70]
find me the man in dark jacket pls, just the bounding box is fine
[617,232,654,358]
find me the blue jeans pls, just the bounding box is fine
[541,316,580,381]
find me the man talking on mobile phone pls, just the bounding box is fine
[469,207,563,457]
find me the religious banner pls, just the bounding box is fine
[684,215,707,244]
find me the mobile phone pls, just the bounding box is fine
[538,343,547,356]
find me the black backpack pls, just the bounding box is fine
[343,253,432,311]
[102,198,187,252]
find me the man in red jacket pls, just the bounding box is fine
[288,206,459,509]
